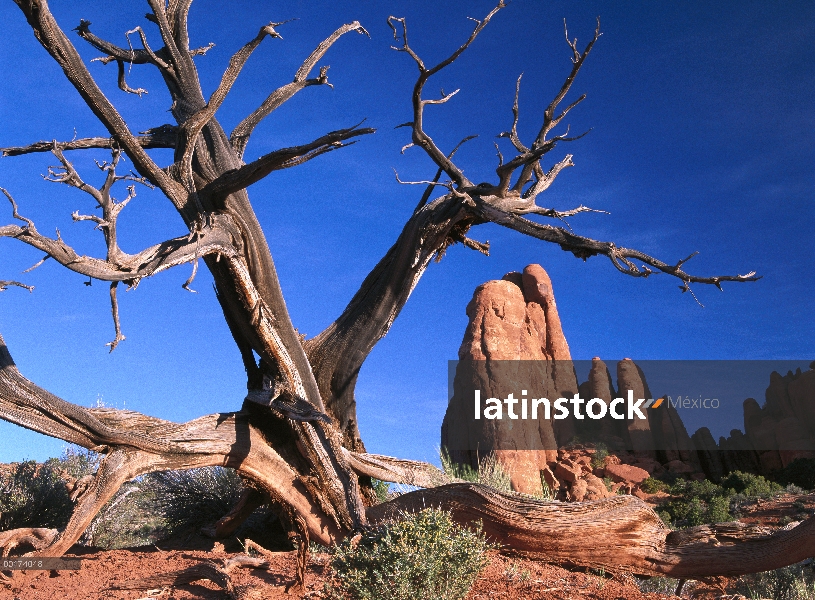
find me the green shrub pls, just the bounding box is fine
[662,479,733,528]
[721,471,782,498]
[640,477,669,494]
[642,565,815,600]
[778,458,815,491]
[706,495,733,524]
[85,466,289,550]
[82,482,163,549]
[371,478,390,504]
[439,449,512,493]
[59,446,99,480]
[590,443,608,469]
[734,561,815,600]
[636,575,681,595]
[143,466,244,536]
[440,448,478,483]
[660,472,785,529]
[0,459,74,531]
[0,454,280,550]
[0,448,99,533]
[670,477,722,502]
[537,476,554,501]
[656,510,673,527]
[329,508,491,600]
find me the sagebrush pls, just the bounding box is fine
[658,471,782,528]
[439,448,512,493]
[329,508,491,600]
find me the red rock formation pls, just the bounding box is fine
[604,463,650,485]
[735,367,815,474]
[443,265,815,498]
[617,359,656,455]
[441,264,577,496]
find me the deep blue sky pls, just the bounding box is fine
[0,1,813,463]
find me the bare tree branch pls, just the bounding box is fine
[176,22,285,193]
[12,0,187,208]
[472,197,761,286]
[105,282,126,352]
[77,18,213,67]
[387,3,506,187]
[498,74,529,153]
[167,0,195,55]
[344,450,452,488]
[22,255,50,273]
[536,18,601,147]
[0,185,240,283]
[0,280,33,293]
[473,19,601,204]
[145,0,187,76]
[1,126,177,157]
[199,124,375,203]
[230,22,370,158]
[413,135,477,213]
[124,25,169,69]
[76,20,155,65]
[115,59,147,96]
[47,145,156,267]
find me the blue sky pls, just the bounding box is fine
[0,1,813,464]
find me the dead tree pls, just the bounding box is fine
[1,0,793,585]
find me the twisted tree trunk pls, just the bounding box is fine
[0,0,770,586]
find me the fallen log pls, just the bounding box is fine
[368,483,815,578]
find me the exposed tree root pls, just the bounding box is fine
[109,554,270,599]
[202,488,267,539]
[0,528,58,557]
[3,331,815,580]
[368,483,815,579]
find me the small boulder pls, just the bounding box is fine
[568,478,589,502]
[554,461,581,484]
[541,466,560,492]
[632,457,662,475]
[604,463,650,485]
[583,474,612,500]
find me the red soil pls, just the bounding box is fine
[1,544,674,600]
[5,493,814,599]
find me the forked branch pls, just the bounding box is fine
[535,19,601,148]
[174,22,285,195]
[388,2,506,187]
[1,126,178,157]
[76,20,158,66]
[486,21,600,200]
[473,198,760,286]
[231,21,370,158]
[200,123,375,203]
[13,0,188,211]
[0,186,240,284]
[45,145,152,267]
